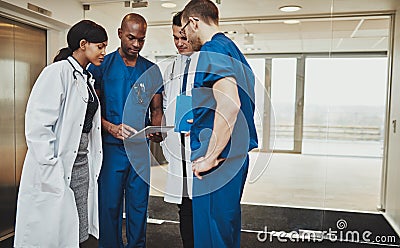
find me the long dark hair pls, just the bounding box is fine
[53,20,108,62]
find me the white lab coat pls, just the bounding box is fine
[14,57,103,248]
[161,53,198,204]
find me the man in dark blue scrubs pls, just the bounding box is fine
[89,13,163,248]
[181,1,259,247]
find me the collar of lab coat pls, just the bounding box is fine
[67,56,92,83]
[67,56,85,72]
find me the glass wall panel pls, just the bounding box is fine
[269,58,297,151]
[303,57,388,157]
[241,15,390,213]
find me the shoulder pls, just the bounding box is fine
[201,33,231,52]
[101,50,118,65]
[139,56,162,77]
[88,50,118,74]
[41,60,70,76]
[32,60,72,91]
[138,55,157,68]
[105,50,118,59]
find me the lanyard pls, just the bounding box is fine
[181,57,191,95]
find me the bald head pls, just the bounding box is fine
[121,13,147,30]
[118,13,148,59]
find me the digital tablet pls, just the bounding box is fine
[128,126,174,139]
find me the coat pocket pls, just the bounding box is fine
[39,160,64,195]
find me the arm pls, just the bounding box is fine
[148,93,164,142]
[95,89,136,140]
[192,77,241,179]
[25,65,64,165]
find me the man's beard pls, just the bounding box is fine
[190,36,203,51]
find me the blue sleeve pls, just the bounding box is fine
[197,44,236,88]
[88,63,103,90]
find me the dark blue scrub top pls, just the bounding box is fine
[88,50,163,145]
[190,33,258,161]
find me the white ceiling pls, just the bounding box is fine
[80,0,399,57]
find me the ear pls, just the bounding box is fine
[118,28,122,39]
[189,17,199,31]
[79,39,88,50]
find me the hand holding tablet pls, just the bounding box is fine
[127,126,174,139]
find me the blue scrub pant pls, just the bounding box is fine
[98,143,149,248]
[192,155,249,248]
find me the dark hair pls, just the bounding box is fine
[53,20,108,62]
[172,11,183,27]
[182,0,219,26]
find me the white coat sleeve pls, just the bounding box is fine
[25,64,66,166]
[160,62,174,162]
[162,62,173,113]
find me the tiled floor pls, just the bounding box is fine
[151,152,382,212]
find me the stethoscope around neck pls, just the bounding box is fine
[169,59,176,81]
[67,58,95,103]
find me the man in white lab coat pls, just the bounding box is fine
[161,11,198,248]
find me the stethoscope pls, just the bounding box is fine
[169,57,192,93]
[67,58,95,103]
[169,59,176,81]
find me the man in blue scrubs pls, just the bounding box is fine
[181,0,258,247]
[89,13,163,248]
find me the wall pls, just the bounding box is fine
[0,0,84,63]
[384,7,400,235]
[1,0,83,26]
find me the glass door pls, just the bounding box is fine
[248,56,305,153]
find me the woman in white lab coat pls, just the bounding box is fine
[14,20,107,248]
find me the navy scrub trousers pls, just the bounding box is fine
[98,143,149,248]
[192,155,249,248]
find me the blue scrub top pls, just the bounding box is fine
[89,50,163,145]
[190,33,258,161]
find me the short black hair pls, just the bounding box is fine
[172,11,183,27]
[182,0,219,26]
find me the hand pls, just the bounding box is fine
[192,156,225,180]
[148,132,163,143]
[185,119,193,137]
[108,123,137,140]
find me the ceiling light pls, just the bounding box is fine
[279,5,302,12]
[283,20,300,24]
[224,31,237,35]
[244,33,254,45]
[161,2,176,8]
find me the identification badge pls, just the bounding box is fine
[174,95,193,132]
